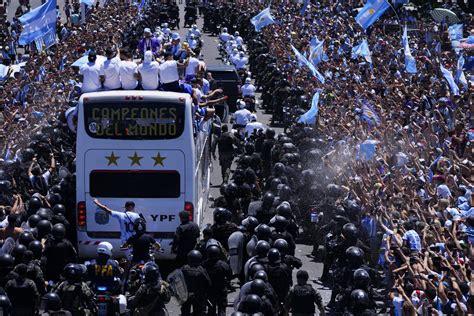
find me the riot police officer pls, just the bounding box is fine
[40,293,71,315]
[211,208,238,251]
[172,211,200,267]
[203,246,232,316]
[43,224,77,282]
[54,263,96,316]
[128,262,171,315]
[286,270,325,316]
[5,263,39,315]
[181,250,211,316]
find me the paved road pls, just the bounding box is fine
[166,4,331,314]
[5,0,331,313]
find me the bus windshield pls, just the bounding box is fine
[83,100,185,140]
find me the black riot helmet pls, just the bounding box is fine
[273,238,289,256]
[47,193,62,206]
[278,185,292,201]
[206,245,221,260]
[36,208,53,220]
[52,204,66,215]
[250,279,266,296]
[18,231,35,246]
[353,268,371,289]
[143,262,160,285]
[276,202,292,219]
[273,163,285,176]
[28,196,42,212]
[63,263,82,282]
[253,269,268,282]
[248,263,265,280]
[262,192,274,209]
[0,254,14,271]
[0,180,11,193]
[41,293,61,311]
[241,216,259,231]
[350,289,369,311]
[187,250,203,266]
[269,178,282,193]
[267,248,280,264]
[255,240,270,258]
[21,148,35,162]
[342,223,359,240]
[213,207,228,224]
[255,224,271,240]
[28,214,41,228]
[225,182,238,198]
[345,246,365,269]
[52,223,66,240]
[0,295,10,313]
[241,294,262,313]
[28,240,43,259]
[11,244,27,262]
[36,220,52,238]
[270,215,288,232]
[265,128,275,139]
[302,169,315,185]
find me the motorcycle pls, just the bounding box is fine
[95,285,128,316]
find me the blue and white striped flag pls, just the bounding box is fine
[360,100,381,127]
[456,54,468,90]
[251,7,275,32]
[351,39,372,64]
[403,25,417,74]
[309,37,326,66]
[440,64,460,96]
[291,45,325,84]
[355,0,390,30]
[19,0,57,45]
[298,91,320,125]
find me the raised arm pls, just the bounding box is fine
[93,198,113,214]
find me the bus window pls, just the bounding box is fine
[90,170,181,198]
[83,100,185,140]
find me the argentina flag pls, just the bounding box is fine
[19,0,57,45]
[355,0,390,30]
[251,7,275,32]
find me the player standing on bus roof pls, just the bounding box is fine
[93,199,140,250]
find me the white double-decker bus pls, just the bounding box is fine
[75,90,211,258]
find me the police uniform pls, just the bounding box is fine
[286,283,324,316]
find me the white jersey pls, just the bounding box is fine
[241,83,256,97]
[159,60,179,83]
[119,60,138,90]
[245,121,266,137]
[100,57,121,90]
[79,61,102,93]
[234,108,252,126]
[137,61,160,90]
[110,210,140,243]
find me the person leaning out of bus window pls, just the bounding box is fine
[28,152,55,196]
[93,199,140,252]
[190,84,227,120]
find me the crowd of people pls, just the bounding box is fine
[0,0,472,315]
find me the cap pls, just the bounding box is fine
[144,28,151,34]
[125,201,135,208]
[144,51,153,63]
[239,100,246,109]
[171,33,180,41]
[250,114,257,122]
[88,51,97,62]
[245,77,251,84]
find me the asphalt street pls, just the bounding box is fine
[4,0,331,313]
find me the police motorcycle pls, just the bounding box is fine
[85,242,128,316]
